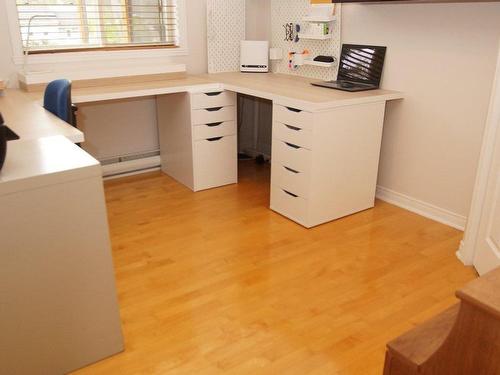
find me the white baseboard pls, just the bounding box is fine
[456,240,467,264]
[376,186,467,231]
[102,155,161,178]
[103,167,161,181]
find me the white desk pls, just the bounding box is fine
[1,73,403,227]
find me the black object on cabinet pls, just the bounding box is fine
[0,113,6,171]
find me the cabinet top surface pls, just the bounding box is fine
[0,136,100,195]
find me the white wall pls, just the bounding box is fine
[342,2,500,222]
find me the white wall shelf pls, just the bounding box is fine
[298,33,332,40]
[302,15,337,23]
[303,59,334,68]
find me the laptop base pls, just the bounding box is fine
[311,80,379,92]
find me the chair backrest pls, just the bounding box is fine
[43,79,73,125]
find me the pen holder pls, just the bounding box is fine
[288,50,310,70]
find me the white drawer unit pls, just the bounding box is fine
[192,121,236,140]
[273,121,313,150]
[270,101,387,228]
[191,106,236,125]
[191,91,236,109]
[157,91,238,192]
[273,105,314,131]
[193,135,237,191]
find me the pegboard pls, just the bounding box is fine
[271,0,342,81]
[207,0,246,73]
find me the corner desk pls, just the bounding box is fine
[4,72,403,228]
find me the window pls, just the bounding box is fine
[15,0,179,54]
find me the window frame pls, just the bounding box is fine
[5,0,188,66]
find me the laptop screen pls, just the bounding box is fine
[337,44,387,86]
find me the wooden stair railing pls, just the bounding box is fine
[383,267,500,375]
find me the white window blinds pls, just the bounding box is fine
[16,0,179,53]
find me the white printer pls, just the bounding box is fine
[240,40,269,73]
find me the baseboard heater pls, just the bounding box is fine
[100,150,161,178]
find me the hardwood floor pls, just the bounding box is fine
[73,161,476,375]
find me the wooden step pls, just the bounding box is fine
[384,267,500,375]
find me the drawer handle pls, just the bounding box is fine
[205,92,222,96]
[207,136,223,142]
[206,107,223,112]
[207,122,223,127]
[286,107,302,113]
[284,142,301,149]
[283,189,298,198]
[285,124,301,131]
[284,166,299,174]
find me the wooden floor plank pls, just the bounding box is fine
[72,161,476,375]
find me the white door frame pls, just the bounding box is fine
[458,39,500,265]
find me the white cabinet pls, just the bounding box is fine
[270,102,386,228]
[157,91,237,192]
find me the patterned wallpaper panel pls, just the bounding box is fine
[207,0,246,73]
[271,0,342,81]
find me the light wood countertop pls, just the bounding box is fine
[69,72,403,111]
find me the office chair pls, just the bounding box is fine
[43,79,77,127]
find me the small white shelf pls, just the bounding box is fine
[303,59,335,68]
[302,15,337,23]
[297,33,332,40]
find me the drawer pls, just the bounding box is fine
[274,105,313,131]
[193,135,237,191]
[192,106,236,125]
[193,121,236,141]
[273,121,313,150]
[191,91,236,110]
[270,185,308,225]
[271,162,310,198]
[272,139,312,173]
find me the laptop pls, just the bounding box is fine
[311,44,387,92]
